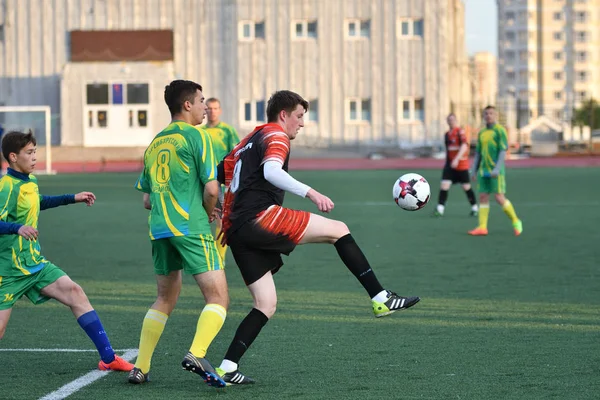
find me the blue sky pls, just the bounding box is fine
[464,0,497,55]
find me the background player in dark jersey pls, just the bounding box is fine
[433,113,478,217]
[211,90,420,385]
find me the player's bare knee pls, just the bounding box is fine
[253,297,277,318]
[328,220,350,244]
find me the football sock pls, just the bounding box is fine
[189,304,227,358]
[465,188,477,205]
[478,203,490,229]
[223,308,268,365]
[438,189,449,206]
[502,199,519,223]
[215,225,228,264]
[219,359,239,374]
[135,309,168,374]
[77,310,115,364]
[334,234,385,298]
[372,290,390,303]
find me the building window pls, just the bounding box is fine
[554,91,562,100]
[307,99,318,122]
[399,98,425,122]
[86,83,109,104]
[399,19,424,38]
[553,32,563,41]
[506,71,516,80]
[577,71,588,82]
[505,31,515,41]
[575,31,589,43]
[347,20,370,39]
[293,20,317,39]
[519,50,527,61]
[239,21,265,41]
[577,91,587,102]
[519,70,527,83]
[346,98,371,122]
[554,71,563,80]
[241,100,266,123]
[576,51,588,62]
[126,83,149,104]
[518,31,527,42]
[553,12,562,20]
[575,11,587,23]
[553,51,563,61]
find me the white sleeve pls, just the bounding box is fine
[263,160,311,198]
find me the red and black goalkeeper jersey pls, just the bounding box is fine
[218,123,291,240]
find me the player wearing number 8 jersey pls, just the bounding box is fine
[130,80,228,388]
[210,90,420,386]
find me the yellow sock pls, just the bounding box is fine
[479,204,490,229]
[189,304,227,358]
[135,309,168,374]
[215,225,228,265]
[502,199,519,223]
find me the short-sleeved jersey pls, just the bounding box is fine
[218,123,290,240]
[0,174,48,276]
[135,121,217,240]
[445,127,470,171]
[476,123,508,175]
[200,121,240,164]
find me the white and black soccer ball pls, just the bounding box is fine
[393,173,431,211]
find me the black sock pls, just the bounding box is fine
[334,233,384,298]
[438,189,449,206]
[465,188,476,205]
[223,308,269,364]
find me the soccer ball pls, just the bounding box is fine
[393,173,431,211]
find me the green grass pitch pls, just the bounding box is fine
[1,168,599,399]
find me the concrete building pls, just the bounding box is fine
[497,0,600,127]
[0,0,470,149]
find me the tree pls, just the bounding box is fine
[572,98,600,130]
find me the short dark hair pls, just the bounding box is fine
[164,80,203,117]
[2,130,37,162]
[447,113,456,119]
[266,90,309,123]
[484,105,496,111]
[206,98,220,106]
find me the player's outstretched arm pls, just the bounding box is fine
[74,191,96,206]
[305,189,335,213]
[263,161,334,213]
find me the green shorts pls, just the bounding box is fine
[478,174,506,194]
[151,234,224,276]
[0,263,67,310]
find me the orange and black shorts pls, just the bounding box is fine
[228,205,311,285]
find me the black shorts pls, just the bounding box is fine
[227,207,310,285]
[441,166,470,184]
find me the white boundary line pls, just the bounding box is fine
[9,348,140,400]
[0,348,135,352]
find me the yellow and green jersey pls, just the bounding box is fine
[136,121,218,240]
[0,170,76,276]
[200,121,240,163]
[476,123,508,175]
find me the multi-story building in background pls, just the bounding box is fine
[0,0,470,149]
[497,0,600,127]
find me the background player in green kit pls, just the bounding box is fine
[200,98,240,265]
[468,106,523,236]
[0,130,134,372]
[129,80,228,388]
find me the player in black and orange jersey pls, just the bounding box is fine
[209,90,420,385]
[433,113,478,217]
